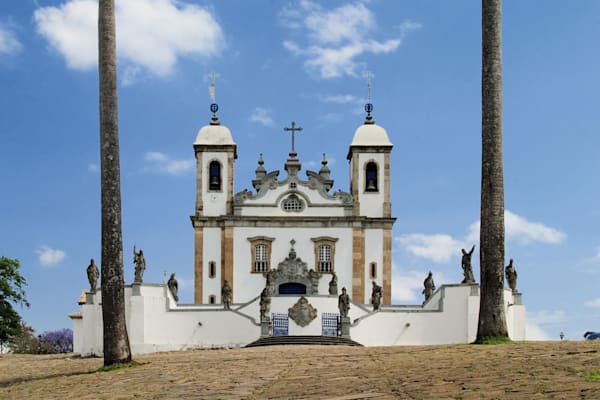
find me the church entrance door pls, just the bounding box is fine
[278,282,306,295]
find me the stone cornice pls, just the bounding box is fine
[190,215,396,229]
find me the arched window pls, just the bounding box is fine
[370,262,377,279]
[208,261,216,278]
[208,295,216,304]
[208,161,221,191]
[365,162,378,192]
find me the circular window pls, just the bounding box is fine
[282,195,304,212]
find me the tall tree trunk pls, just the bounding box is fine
[99,0,131,364]
[477,0,508,340]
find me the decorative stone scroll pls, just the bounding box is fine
[288,296,318,327]
[264,242,322,296]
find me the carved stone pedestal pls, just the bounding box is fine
[85,291,95,304]
[340,316,351,338]
[512,292,522,305]
[132,283,141,296]
[261,317,272,338]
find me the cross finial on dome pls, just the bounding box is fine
[208,71,220,126]
[364,71,375,125]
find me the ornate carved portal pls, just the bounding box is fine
[265,242,322,296]
[288,296,318,327]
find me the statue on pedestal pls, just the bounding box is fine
[133,246,146,284]
[505,259,518,293]
[422,271,435,302]
[222,280,232,309]
[461,245,475,284]
[371,281,382,310]
[338,287,350,318]
[259,287,271,321]
[328,272,338,295]
[167,273,178,302]
[86,258,99,292]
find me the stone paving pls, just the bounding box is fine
[1,341,599,399]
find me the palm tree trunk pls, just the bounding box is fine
[477,0,508,340]
[99,0,132,364]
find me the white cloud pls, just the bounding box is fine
[34,0,223,81]
[319,94,361,105]
[144,151,194,175]
[249,107,274,127]
[280,1,418,79]
[528,310,567,325]
[391,269,425,303]
[396,234,465,263]
[505,210,567,244]
[36,245,66,267]
[526,322,552,341]
[398,210,566,263]
[526,310,566,341]
[391,267,449,303]
[0,23,22,55]
[584,298,600,308]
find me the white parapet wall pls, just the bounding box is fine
[71,283,526,356]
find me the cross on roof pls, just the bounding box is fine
[283,121,303,155]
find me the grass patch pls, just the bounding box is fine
[97,360,142,372]
[583,369,600,382]
[472,336,513,345]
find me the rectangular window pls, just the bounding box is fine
[255,244,268,272]
[248,236,274,274]
[318,244,331,272]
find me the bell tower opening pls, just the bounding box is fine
[209,160,222,191]
[365,161,378,192]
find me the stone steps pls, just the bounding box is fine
[245,335,363,348]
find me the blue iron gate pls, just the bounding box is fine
[272,313,289,336]
[322,313,339,337]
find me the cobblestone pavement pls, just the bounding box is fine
[1,342,599,399]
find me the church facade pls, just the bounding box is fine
[70,102,526,355]
[192,109,393,307]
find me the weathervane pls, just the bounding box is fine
[208,71,220,125]
[284,121,303,156]
[364,71,374,124]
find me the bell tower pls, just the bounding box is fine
[347,77,394,304]
[192,76,237,304]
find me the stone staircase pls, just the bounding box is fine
[245,335,363,348]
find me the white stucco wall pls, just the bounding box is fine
[232,227,354,301]
[237,186,349,218]
[202,227,222,303]
[201,152,230,217]
[72,283,526,356]
[363,229,384,301]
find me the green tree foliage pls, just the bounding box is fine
[0,256,30,351]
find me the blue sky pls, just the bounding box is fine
[1,0,599,341]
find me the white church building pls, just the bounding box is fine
[71,100,526,355]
